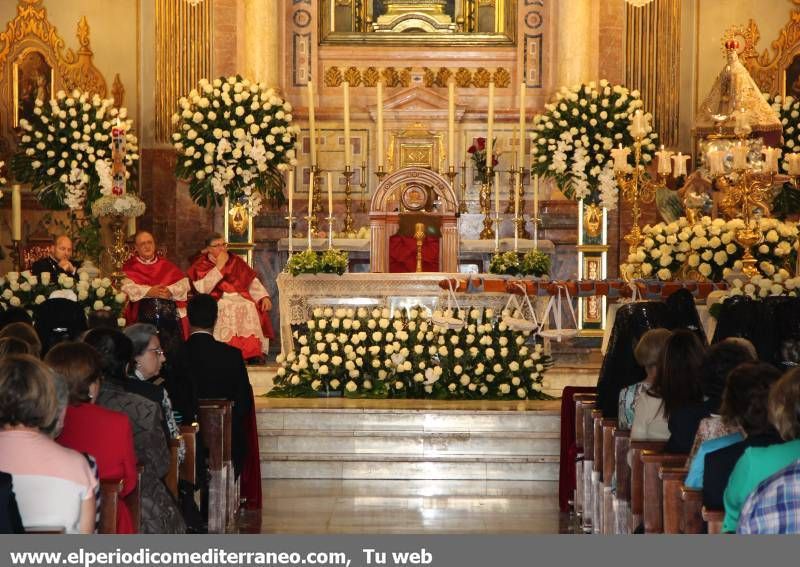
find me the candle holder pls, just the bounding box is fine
[341,165,356,237]
[375,164,388,183]
[479,168,496,240]
[458,162,468,214]
[494,211,501,253]
[326,215,335,250]
[285,213,297,260]
[359,164,368,213]
[510,167,530,240]
[309,165,322,235]
[445,165,459,213]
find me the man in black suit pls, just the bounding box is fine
[31,235,81,279]
[172,294,253,478]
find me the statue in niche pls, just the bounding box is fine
[15,51,52,128]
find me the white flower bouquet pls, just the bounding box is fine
[172,75,300,214]
[0,270,126,322]
[764,93,800,216]
[725,271,800,300]
[11,90,138,212]
[270,306,553,400]
[531,80,658,210]
[622,216,797,281]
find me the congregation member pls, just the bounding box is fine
[0,307,33,330]
[0,472,23,533]
[83,328,185,534]
[738,459,800,534]
[723,367,800,532]
[173,293,261,508]
[0,337,33,358]
[0,355,96,533]
[121,231,190,344]
[187,233,273,360]
[31,235,80,279]
[0,322,42,358]
[701,363,782,508]
[617,328,671,430]
[45,342,138,534]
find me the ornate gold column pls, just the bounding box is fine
[244,0,281,87]
[555,0,593,87]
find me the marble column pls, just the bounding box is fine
[555,0,594,87]
[243,0,281,87]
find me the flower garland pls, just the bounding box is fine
[11,90,138,212]
[271,306,553,400]
[531,81,658,210]
[172,76,300,214]
[0,270,126,324]
[622,216,798,281]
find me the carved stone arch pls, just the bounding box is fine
[369,166,459,273]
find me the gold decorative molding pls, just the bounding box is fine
[726,9,800,97]
[323,65,512,88]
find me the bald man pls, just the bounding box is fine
[31,235,81,278]
[121,231,190,339]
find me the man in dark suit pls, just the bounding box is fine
[31,235,81,279]
[172,294,253,478]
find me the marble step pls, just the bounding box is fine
[260,453,559,481]
[258,429,559,457]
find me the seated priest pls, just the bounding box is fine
[121,231,190,344]
[187,233,273,360]
[31,235,81,279]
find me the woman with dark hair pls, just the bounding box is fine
[631,329,706,441]
[0,337,34,358]
[701,362,782,509]
[82,328,185,534]
[45,342,138,533]
[723,367,800,532]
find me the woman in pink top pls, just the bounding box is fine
[0,355,96,533]
[45,342,138,533]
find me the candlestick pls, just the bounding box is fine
[631,110,647,139]
[359,162,368,213]
[707,150,726,176]
[495,210,501,253]
[656,146,673,176]
[342,165,356,236]
[307,82,317,167]
[513,168,520,251]
[533,174,540,247]
[127,216,136,238]
[732,143,749,170]
[448,79,456,169]
[762,147,782,174]
[307,165,319,246]
[494,170,500,217]
[343,81,351,168]
[479,168,495,240]
[288,169,295,219]
[11,184,21,241]
[786,153,800,176]
[459,161,468,214]
[518,82,526,169]
[327,171,334,220]
[377,81,384,169]
[672,152,690,177]
[286,168,297,258]
[486,81,495,167]
[611,145,631,172]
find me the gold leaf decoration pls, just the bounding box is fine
[423,68,435,87]
[455,67,472,88]
[324,66,343,87]
[383,66,400,87]
[362,66,380,87]
[400,67,412,87]
[493,68,511,88]
[472,67,491,88]
[435,67,452,87]
[343,66,361,87]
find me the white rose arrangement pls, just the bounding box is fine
[172,76,299,215]
[11,90,138,212]
[531,80,658,210]
[622,216,798,281]
[0,270,126,323]
[725,271,800,300]
[271,306,553,400]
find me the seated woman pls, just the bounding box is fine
[45,342,139,534]
[82,329,185,534]
[0,323,42,358]
[0,355,96,533]
[618,328,671,430]
[685,362,778,489]
[631,329,705,441]
[723,367,800,532]
[0,337,34,358]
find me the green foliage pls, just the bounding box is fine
[520,249,551,277]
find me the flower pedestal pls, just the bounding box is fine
[105,214,130,288]
[576,201,608,337]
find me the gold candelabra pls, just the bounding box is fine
[308,165,322,235]
[507,167,530,240]
[615,137,663,256]
[458,162,468,214]
[342,165,356,236]
[479,167,495,240]
[359,162,368,212]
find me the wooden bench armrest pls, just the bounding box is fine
[179,422,199,486]
[681,486,704,534]
[702,506,725,534]
[659,466,688,481]
[641,451,688,467]
[99,478,124,534]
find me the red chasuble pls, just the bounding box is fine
[122,255,189,334]
[187,253,275,340]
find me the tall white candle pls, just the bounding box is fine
[343,81,351,168]
[533,174,539,219]
[763,147,782,173]
[327,171,334,218]
[494,171,500,216]
[732,143,749,170]
[514,170,520,249]
[486,81,495,172]
[518,83,526,169]
[611,145,631,172]
[307,82,317,167]
[377,80,384,169]
[307,169,314,241]
[127,217,136,238]
[11,184,21,241]
[288,169,295,220]
[656,146,673,175]
[448,79,456,169]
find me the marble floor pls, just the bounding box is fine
[235,479,567,534]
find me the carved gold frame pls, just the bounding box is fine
[319,0,516,46]
[0,0,121,154]
[387,124,447,173]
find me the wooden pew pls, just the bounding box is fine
[703,507,725,534]
[641,451,688,533]
[601,419,617,534]
[165,437,181,499]
[629,440,667,531]
[99,478,124,534]
[573,393,597,518]
[660,466,688,534]
[124,466,143,534]
[681,486,705,534]
[591,409,604,533]
[580,398,597,532]
[613,428,632,534]
[179,422,199,487]
[198,400,233,533]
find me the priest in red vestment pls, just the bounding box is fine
[121,231,191,339]
[187,233,274,360]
